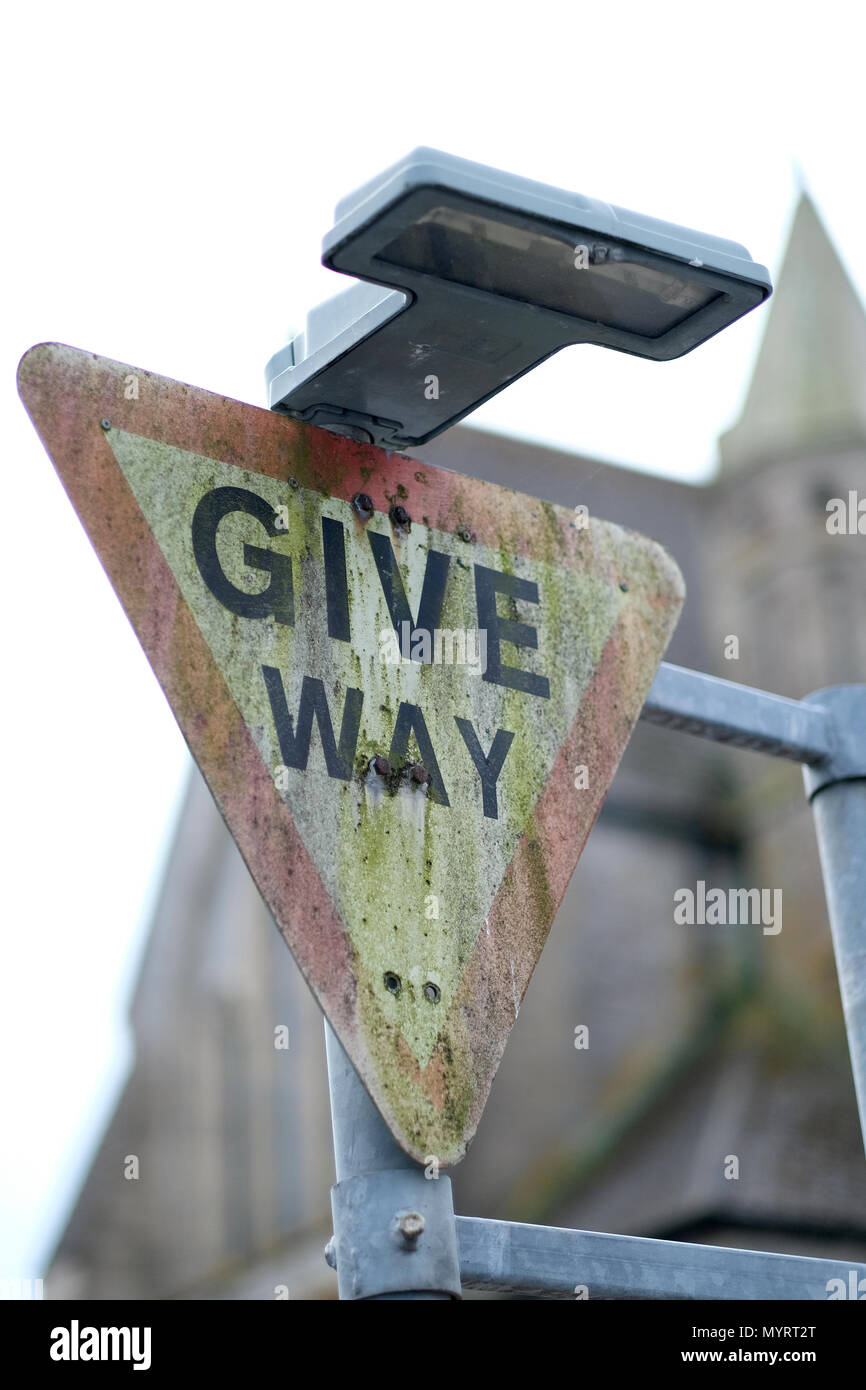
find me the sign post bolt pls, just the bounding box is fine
[398,1212,425,1248]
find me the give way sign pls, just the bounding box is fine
[18,342,684,1166]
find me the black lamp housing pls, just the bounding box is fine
[267,149,772,449]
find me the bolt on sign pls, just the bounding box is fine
[19,343,684,1166]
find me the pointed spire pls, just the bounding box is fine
[720,193,866,472]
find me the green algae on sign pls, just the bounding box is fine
[18,343,685,1166]
[110,433,615,1128]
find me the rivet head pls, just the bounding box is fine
[408,763,430,786]
[398,1212,425,1246]
[423,982,441,1004]
[619,581,629,592]
[288,477,301,491]
[100,418,111,430]
[324,1237,337,1270]
[352,492,374,519]
[391,504,411,529]
[384,971,402,996]
[456,525,471,542]
[371,755,391,778]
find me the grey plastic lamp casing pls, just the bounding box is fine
[266,148,772,449]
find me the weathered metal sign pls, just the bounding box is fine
[18,343,684,1165]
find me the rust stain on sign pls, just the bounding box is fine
[18,342,685,1167]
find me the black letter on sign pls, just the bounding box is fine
[193,486,293,624]
[454,719,514,820]
[474,564,550,699]
[262,670,363,780]
[322,516,350,642]
[368,530,450,658]
[389,703,450,806]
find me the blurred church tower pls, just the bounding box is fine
[712,190,866,697]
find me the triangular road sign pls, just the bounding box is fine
[18,343,684,1166]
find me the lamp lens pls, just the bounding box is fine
[379,202,719,337]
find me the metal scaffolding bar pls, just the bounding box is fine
[456,1216,866,1301]
[641,662,833,765]
[810,782,866,1151]
[642,668,866,1157]
[801,688,866,1156]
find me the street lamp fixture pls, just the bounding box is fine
[267,148,771,449]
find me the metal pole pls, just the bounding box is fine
[802,687,866,1155]
[641,662,833,765]
[456,1215,866,1300]
[324,1021,462,1299]
[640,668,866,1148]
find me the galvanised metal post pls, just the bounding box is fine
[802,686,866,1154]
[642,668,866,1152]
[455,1215,866,1299]
[324,1022,462,1300]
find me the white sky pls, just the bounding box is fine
[3,0,865,1278]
